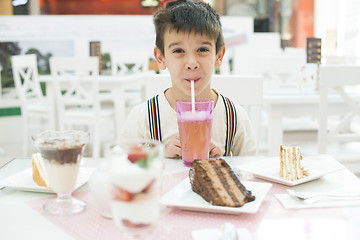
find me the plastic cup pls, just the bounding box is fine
[176,99,214,167]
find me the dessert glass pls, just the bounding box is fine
[109,139,163,240]
[32,130,89,215]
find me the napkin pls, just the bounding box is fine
[276,193,360,209]
[192,228,252,240]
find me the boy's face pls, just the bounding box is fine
[154,30,225,99]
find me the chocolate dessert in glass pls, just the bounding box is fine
[32,130,89,215]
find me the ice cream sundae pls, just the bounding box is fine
[36,140,86,194]
[32,130,89,215]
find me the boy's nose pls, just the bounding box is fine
[186,55,199,70]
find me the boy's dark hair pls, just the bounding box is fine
[153,0,224,55]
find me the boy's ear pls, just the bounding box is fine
[154,47,167,70]
[214,46,226,68]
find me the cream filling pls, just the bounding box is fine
[202,163,236,206]
[221,168,247,205]
[280,146,304,181]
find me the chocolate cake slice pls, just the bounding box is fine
[189,159,255,207]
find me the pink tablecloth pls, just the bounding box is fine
[27,171,285,240]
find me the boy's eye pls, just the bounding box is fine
[198,47,209,53]
[173,48,184,53]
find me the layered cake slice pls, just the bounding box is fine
[280,145,309,181]
[32,153,49,188]
[189,159,255,207]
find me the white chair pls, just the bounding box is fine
[215,51,231,75]
[255,52,306,93]
[50,57,116,157]
[0,64,2,99]
[144,74,172,100]
[11,54,56,155]
[318,65,360,154]
[111,51,153,111]
[212,75,264,151]
[111,52,150,76]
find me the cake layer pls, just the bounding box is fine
[280,145,308,181]
[189,159,255,207]
[32,153,49,188]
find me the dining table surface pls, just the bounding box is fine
[1,154,360,240]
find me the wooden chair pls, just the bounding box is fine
[11,54,56,155]
[50,57,116,157]
[318,65,360,154]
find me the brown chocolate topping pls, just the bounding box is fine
[39,145,84,164]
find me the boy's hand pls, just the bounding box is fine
[209,142,222,158]
[164,134,182,158]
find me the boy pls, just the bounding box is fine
[120,0,256,158]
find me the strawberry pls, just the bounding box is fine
[141,179,155,193]
[127,145,147,163]
[112,185,133,201]
[122,219,149,228]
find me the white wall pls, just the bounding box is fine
[315,0,360,59]
[0,15,253,59]
[314,0,338,56]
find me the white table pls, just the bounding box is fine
[263,92,353,156]
[1,155,360,239]
[39,73,151,137]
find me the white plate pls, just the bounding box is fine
[249,167,324,186]
[238,157,326,186]
[160,179,271,214]
[0,167,95,193]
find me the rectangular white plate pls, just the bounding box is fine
[0,167,95,193]
[238,157,327,186]
[160,179,272,214]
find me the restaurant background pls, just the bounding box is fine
[0,0,359,163]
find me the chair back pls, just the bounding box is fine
[111,52,150,76]
[212,75,264,150]
[215,51,231,75]
[12,54,55,155]
[144,74,172,99]
[50,57,100,125]
[11,54,44,108]
[318,65,360,153]
[255,52,306,91]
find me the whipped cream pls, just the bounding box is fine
[112,186,160,225]
[178,110,212,122]
[109,156,162,193]
[110,153,162,224]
